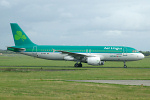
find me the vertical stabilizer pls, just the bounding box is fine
[10,23,36,46]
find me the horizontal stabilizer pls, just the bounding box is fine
[7,47,26,52]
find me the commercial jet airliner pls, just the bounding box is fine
[7,23,145,68]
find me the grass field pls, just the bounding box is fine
[0,54,150,100]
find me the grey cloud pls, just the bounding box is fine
[0,0,11,8]
[0,0,150,50]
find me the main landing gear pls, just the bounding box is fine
[124,61,127,68]
[74,62,82,67]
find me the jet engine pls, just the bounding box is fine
[87,57,104,65]
[64,56,75,61]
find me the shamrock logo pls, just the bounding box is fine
[15,31,26,41]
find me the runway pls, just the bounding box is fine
[69,80,150,86]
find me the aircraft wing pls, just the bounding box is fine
[57,50,90,60]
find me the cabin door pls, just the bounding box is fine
[32,46,37,57]
[123,48,127,56]
[86,49,91,55]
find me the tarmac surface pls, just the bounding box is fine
[69,80,150,86]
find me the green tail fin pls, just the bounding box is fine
[10,23,36,46]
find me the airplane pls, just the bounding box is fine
[7,23,145,68]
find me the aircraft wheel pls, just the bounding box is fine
[124,65,127,68]
[78,63,82,67]
[74,63,82,67]
[74,63,78,67]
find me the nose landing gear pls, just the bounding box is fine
[124,61,127,68]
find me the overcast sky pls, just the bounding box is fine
[0,0,150,50]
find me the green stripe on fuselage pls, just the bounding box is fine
[11,45,140,54]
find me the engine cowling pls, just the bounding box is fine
[87,57,104,66]
[64,56,75,61]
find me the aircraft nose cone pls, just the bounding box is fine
[138,53,145,60]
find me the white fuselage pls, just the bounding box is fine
[22,52,144,61]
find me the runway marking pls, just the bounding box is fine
[69,80,150,86]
